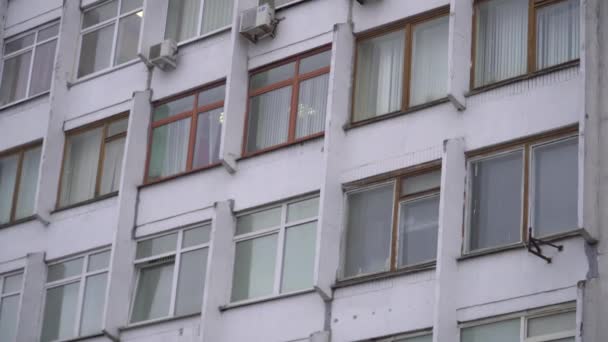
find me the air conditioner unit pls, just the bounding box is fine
[147,39,177,71]
[240,0,278,43]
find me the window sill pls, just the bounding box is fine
[139,163,223,189]
[0,215,37,230]
[51,191,119,214]
[219,288,316,312]
[120,312,201,332]
[176,26,231,49]
[333,261,436,289]
[0,91,50,112]
[238,132,325,161]
[466,60,580,97]
[68,59,142,88]
[344,97,451,131]
[54,331,105,342]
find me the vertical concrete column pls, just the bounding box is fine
[138,0,168,59]
[447,0,473,110]
[15,253,45,342]
[432,138,466,342]
[0,0,7,78]
[103,90,152,335]
[200,200,236,342]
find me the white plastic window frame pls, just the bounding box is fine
[42,249,111,342]
[76,0,144,80]
[0,270,24,341]
[231,194,320,303]
[0,21,60,108]
[129,223,211,325]
[165,0,234,46]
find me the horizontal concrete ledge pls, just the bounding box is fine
[219,288,316,312]
[332,261,436,289]
[119,312,201,332]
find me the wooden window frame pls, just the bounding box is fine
[470,0,580,91]
[56,113,128,210]
[0,140,43,225]
[242,45,332,158]
[463,125,579,254]
[350,6,450,125]
[144,80,226,185]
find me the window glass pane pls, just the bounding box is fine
[201,0,234,34]
[60,128,103,207]
[99,136,125,195]
[528,311,576,338]
[136,233,178,259]
[193,108,223,169]
[287,197,319,223]
[107,118,128,136]
[121,0,143,13]
[246,86,291,153]
[401,170,441,196]
[296,74,328,139]
[165,0,201,41]
[299,50,331,74]
[198,85,225,107]
[41,282,80,342]
[281,222,316,293]
[175,248,208,316]
[0,295,20,342]
[236,206,282,235]
[148,118,191,181]
[354,30,405,121]
[461,319,520,342]
[78,24,114,78]
[15,147,41,220]
[469,151,523,251]
[48,258,84,282]
[114,13,142,65]
[83,1,118,29]
[533,138,578,236]
[182,225,211,248]
[79,273,107,335]
[87,250,111,272]
[2,274,22,294]
[0,155,19,224]
[398,195,439,267]
[474,0,528,87]
[29,40,57,96]
[0,52,32,105]
[231,234,277,301]
[410,15,449,106]
[250,62,295,91]
[37,24,60,41]
[131,263,174,323]
[536,0,579,69]
[344,184,394,278]
[4,34,35,55]
[153,96,195,122]
[395,335,433,342]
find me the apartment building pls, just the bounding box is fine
[0,0,605,341]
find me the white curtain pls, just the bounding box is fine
[60,128,102,207]
[410,16,449,106]
[131,263,174,323]
[193,108,223,168]
[201,0,234,34]
[0,155,18,224]
[99,137,125,195]
[296,74,328,138]
[475,0,528,87]
[79,273,108,336]
[247,87,291,153]
[231,234,277,301]
[0,52,32,106]
[536,0,580,69]
[165,0,201,41]
[15,146,41,220]
[149,118,191,180]
[29,40,57,96]
[354,30,405,121]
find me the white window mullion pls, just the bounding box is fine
[73,254,89,337]
[520,316,526,342]
[109,1,121,67]
[169,231,183,316]
[273,204,287,295]
[25,33,38,97]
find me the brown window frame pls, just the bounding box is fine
[0,141,42,225]
[57,113,128,209]
[144,80,226,185]
[470,0,581,91]
[350,6,450,125]
[242,45,332,158]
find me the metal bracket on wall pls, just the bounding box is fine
[526,227,564,263]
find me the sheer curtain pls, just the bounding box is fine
[15,146,41,220]
[0,52,31,105]
[247,87,291,153]
[99,137,125,195]
[536,0,580,69]
[60,129,102,207]
[0,155,18,224]
[29,40,57,96]
[131,263,174,323]
[193,108,223,168]
[201,0,234,34]
[410,16,449,106]
[165,0,201,42]
[475,0,528,87]
[296,74,328,138]
[354,30,405,121]
[149,118,191,180]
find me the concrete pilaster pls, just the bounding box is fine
[447,0,472,110]
[15,253,45,342]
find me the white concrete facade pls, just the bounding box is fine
[0,0,603,341]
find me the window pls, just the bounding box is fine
[231,196,319,302]
[77,0,144,78]
[0,21,59,106]
[466,133,578,252]
[58,115,128,208]
[473,0,580,88]
[0,143,42,225]
[147,82,225,182]
[131,224,210,323]
[353,9,449,122]
[343,168,441,279]
[0,272,23,342]
[461,308,576,342]
[165,0,234,42]
[40,250,111,342]
[245,47,331,155]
